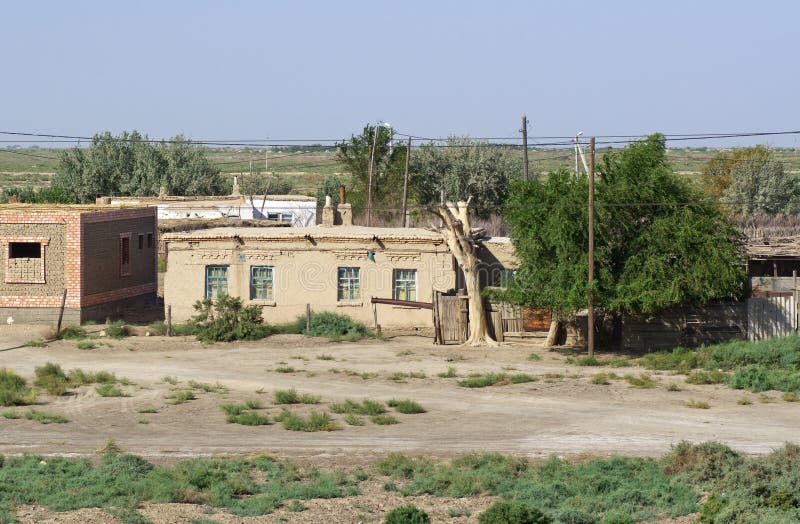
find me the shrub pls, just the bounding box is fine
[58,324,87,340]
[527,353,542,361]
[301,311,371,341]
[384,504,430,524]
[510,374,536,384]
[782,391,798,402]
[77,341,97,350]
[274,388,319,405]
[728,365,800,393]
[344,413,364,426]
[105,320,130,339]
[96,384,127,397]
[34,362,70,396]
[386,399,426,414]
[166,390,195,404]
[330,399,386,415]
[478,501,552,524]
[277,410,339,432]
[227,412,270,426]
[0,368,35,406]
[24,339,47,348]
[147,321,168,336]
[662,441,743,481]
[685,370,728,385]
[458,372,508,388]
[371,414,399,425]
[591,373,611,385]
[685,399,710,409]
[623,374,657,388]
[275,366,295,373]
[189,295,272,343]
[438,366,458,378]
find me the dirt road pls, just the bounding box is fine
[0,327,796,460]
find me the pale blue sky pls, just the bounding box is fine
[1,1,798,146]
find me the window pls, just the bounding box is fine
[337,267,360,301]
[147,233,153,248]
[250,266,274,301]
[393,269,417,301]
[119,233,131,276]
[138,234,144,250]
[9,242,41,259]
[495,269,515,288]
[267,212,294,224]
[4,239,48,284]
[205,266,229,298]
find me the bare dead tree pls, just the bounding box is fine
[429,197,498,347]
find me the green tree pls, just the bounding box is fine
[315,175,349,208]
[411,137,521,217]
[502,134,746,324]
[52,131,225,203]
[720,147,797,215]
[335,124,407,216]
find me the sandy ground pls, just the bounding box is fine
[0,325,795,522]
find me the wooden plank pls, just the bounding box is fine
[371,297,433,309]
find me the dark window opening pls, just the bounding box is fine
[138,234,144,249]
[147,233,153,248]
[9,242,41,259]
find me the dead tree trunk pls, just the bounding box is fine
[430,198,498,347]
[544,315,560,348]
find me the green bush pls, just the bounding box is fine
[274,388,320,405]
[458,372,508,388]
[384,504,430,524]
[478,501,552,524]
[34,362,70,396]
[301,311,371,341]
[57,324,87,340]
[0,368,35,406]
[189,295,272,343]
[276,410,339,432]
[386,399,426,414]
[105,320,130,339]
[728,365,800,392]
[96,384,127,397]
[685,370,728,385]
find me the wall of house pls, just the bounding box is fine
[164,237,456,328]
[0,223,66,297]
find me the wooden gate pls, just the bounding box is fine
[748,295,797,341]
[432,291,469,344]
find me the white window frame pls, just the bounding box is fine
[393,269,417,302]
[337,267,361,301]
[250,265,275,301]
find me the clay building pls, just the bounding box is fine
[0,205,157,324]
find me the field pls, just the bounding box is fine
[4,146,800,193]
[1,325,799,522]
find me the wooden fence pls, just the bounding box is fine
[748,295,798,341]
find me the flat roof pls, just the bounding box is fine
[163,225,444,243]
[104,195,316,203]
[0,204,153,214]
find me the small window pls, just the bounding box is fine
[138,234,144,250]
[393,269,417,301]
[205,265,229,298]
[147,233,153,248]
[250,266,274,301]
[495,269,515,288]
[120,234,131,276]
[9,242,41,259]
[337,267,360,301]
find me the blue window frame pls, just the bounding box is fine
[205,265,229,298]
[250,266,274,300]
[337,267,360,301]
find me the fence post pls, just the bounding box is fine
[305,303,311,332]
[167,305,172,336]
[55,288,68,338]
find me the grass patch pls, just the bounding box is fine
[147,320,167,336]
[457,372,533,388]
[330,399,386,415]
[329,368,377,380]
[758,394,774,403]
[274,388,320,405]
[276,410,339,431]
[77,341,97,350]
[188,380,229,394]
[25,339,47,348]
[386,399,426,414]
[274,366,296,373]
[666,382,682,392]
[300,311,373,341]
[166,390,195,404]
[57,324,87,340]
[3,409,68,424]
[344,413,364,426]
[591,373,611,385]
[624,373,657,388]
[685,370,728,385]
[161,375,179,385]
[104,320,130,339]
[437,366,457,378]
[782,391,798,402]
[388,371,426,381]
[737,397,752,405]
[0,368,36,406]
[96,383,127,397]
[371,414,399,425]
[316,354,334,360]
[685,399,710,409]
[527,353,542,361]
[137,407,159,413]
[566,355,631,367]
[227,411,270,426]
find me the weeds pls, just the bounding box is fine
[161,375,179,385]
[34,362,70,395]
[188,381,229,394]
[344,413,364,426]
[685,399,710,409]
[276,410,339,431]
[137,407,159,413]
[371,414,399,425]
[166,390,196,404]
[527,353,542,361]
[275,366,296,373]
[96,384,127,397]
[330,399,386,415]
[227,411,270,426]
[2,409,68,424]
[737,397,752,405]
[685,370,728,385]
[274,388,320,405]
[623,373,657,388]
[105,320,130,339]
[388,371,426,381]
[457,372,535,388]
[57,325,87,340]
[77,341,97,350]
[316,354,334,360]
[666,382,682,392]
[24,339,47,347]
[386,399,426,414]
[437,366,458,378]
[591,373,611,385]
[0,368,36,406]
[782,391,798,402]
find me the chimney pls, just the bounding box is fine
[336,185,352,226]
[321,195,335,226]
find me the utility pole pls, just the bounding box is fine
[265,135,269,174]
[521,115,529,181]
[401,135,411,227]
[587,136,596,357]
[366,124,380,227]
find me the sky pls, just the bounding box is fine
[1,0,799,148]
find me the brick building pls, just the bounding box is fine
[0,205,158,324]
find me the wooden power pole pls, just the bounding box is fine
[522,115,529,181]
[587,136,596,357]
[401,136,411,227]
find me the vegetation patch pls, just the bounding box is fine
[166,390,196,404]
[371,414,399,425]
[685,399,710,409]
[275,409,339,432]
[437,366,458,378]
[0,368,36,406]
[591,373,611,385]
[96,384,127,397]
[388,371,426,382]
[274,388,320,405]
[76,341,97,350]
[386,399,426,414]
[189,295,273,343]
[685,370,728,385]
[330,399,386,416]
[300,311,373,342]
[57,325,87,340]
[274,366,296,373]
[623,373,657,388]
[24,339,47,348]
[188,380,229,394]
[2,409,68,424]
[458,372,534,387]
[478,501,551,524]
[384,504,430,524]
[566,355,631,367]
[104,320,130,339]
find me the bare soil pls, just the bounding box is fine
[0,325,796,522]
